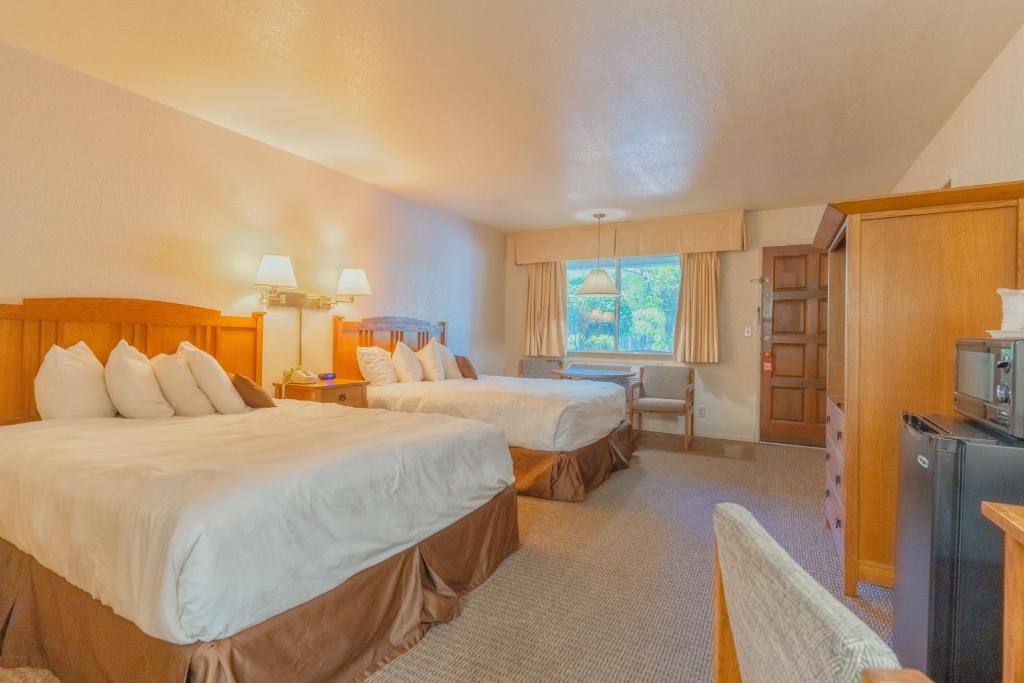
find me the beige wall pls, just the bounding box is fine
[504,205,823,442]
[896,24,1024,192]
[0,46,505,387]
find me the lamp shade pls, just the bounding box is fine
[576,268,618,297]
[255,254,297,289]
[337,268,372,296]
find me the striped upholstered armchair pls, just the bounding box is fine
[712,503,928,683]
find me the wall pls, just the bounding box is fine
[504,205,823,442]
[895,24,1024,192]
[0,45,505,387]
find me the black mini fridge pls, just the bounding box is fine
[894,412,1024,682]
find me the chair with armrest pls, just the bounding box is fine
[629,365,695,450]
[712,502,930,683]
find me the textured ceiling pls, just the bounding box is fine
[3,1,1024,230]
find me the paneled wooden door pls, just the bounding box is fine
[759,244,828,446]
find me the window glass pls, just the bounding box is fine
[566,255,681,353]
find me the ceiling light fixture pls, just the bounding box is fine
[576,212,619,297]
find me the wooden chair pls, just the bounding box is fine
[712,503,930,683]
[628,365,695,449]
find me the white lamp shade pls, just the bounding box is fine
[255,254,297,289]
[577,268,619,297]
[337,268,372,296]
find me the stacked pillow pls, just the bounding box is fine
[34,339,274,420]
[355,339,476,385]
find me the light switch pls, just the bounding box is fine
[744,326,752,337]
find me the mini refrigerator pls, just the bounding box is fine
[894,412,1024,682]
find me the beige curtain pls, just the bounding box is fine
[524,261,567,357]
[675,252,720,363]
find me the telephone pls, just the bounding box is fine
[283,366,318,384]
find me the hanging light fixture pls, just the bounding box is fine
[576,212,619,297]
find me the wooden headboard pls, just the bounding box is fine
[0,298,265,424]
[333,316,446,380]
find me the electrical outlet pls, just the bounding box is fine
[697,406,706,418]
[744,326,752,337]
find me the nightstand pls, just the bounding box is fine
[272,379,368,408]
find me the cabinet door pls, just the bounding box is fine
[854,204,1017,578]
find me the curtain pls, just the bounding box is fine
[675,252,720,363]
[524,261,567,357]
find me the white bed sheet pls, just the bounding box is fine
[0,400,513,644]
[367,375,625,452]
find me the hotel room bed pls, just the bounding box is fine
[0,299,519,683]
[335,317,637,502]
[0,401,518,682]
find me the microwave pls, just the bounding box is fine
[954,338,1024,438]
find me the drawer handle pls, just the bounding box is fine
[825,452,830,461]
[835,474,841,486]
[824,489,830,498]
[336,393,347,402]
[835,518,842,529]
[836,430,843,442]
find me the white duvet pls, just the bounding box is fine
[0,400,513,644]
[367,375,626,452]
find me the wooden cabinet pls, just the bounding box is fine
[815,181,1024,596]
[273,379,368,408]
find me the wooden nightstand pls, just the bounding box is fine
[272,379,368,408]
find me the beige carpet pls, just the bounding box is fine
[1,435,891,683]
[367,434,892,683]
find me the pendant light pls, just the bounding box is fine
[577,212,619,297]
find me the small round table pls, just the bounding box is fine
[553,368,635,382]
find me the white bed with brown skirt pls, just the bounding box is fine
[333,316,637,502]
[0,298,519,683]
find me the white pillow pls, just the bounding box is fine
[105,340,175,419]
[178,341,248,414]
[151,352,216,416]
[392,341,423,383]
[438,343,462,379]
[357,346,398,386]
[34,342,116,419]
[416,338,445,382]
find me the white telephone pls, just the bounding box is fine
[283,366,318,384]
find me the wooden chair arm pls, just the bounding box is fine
[628,381,641,401]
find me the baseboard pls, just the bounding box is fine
[858,559,894,588]
[637,428,757,443]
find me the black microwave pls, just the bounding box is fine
[954,338,1024,438]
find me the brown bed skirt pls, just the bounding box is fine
[0,485,519,683]
[510,420,636,502]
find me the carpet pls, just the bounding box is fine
[1,435,891,683]
[367,434,892,682]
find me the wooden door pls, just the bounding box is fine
[759,245,828,446]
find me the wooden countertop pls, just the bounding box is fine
[982,501,1024,547]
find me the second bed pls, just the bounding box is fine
[334,316,636,501]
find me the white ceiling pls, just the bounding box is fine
[4,1,1024,230]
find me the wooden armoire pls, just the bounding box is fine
[814,180,1024,596]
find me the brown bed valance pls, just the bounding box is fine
[512,210,746,265]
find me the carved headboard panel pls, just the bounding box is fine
[333,316,446,380]
[0,298,264,425]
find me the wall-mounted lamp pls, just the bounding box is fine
[255,255,372,309]
[334,268,372,304]
[255,254,298,306]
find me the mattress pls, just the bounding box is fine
[0,400,513,644]
[367,375,626,451]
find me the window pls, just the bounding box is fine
[567,255,681,353]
